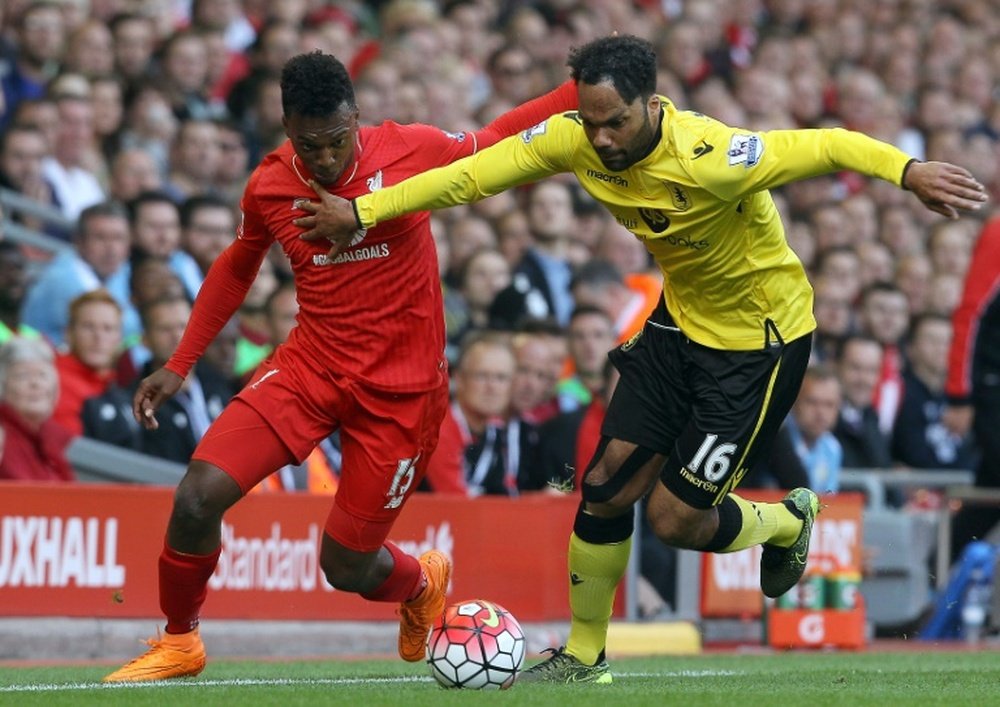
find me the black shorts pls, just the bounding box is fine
[604,301,812,509]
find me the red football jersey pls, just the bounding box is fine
[165,82,577,393]
[240,125,476,392]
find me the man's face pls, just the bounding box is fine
[569,312,616,376]
[813,282,853,336]
[20,6,65,66]
[111,151,162,201]
[528,182,575,241]
[490,47,534,103]
[838,340,882,408]
[0,247,28,311]
[283,106,359,187]
[510,338,558,416]
[131,261,186,308]
[184,205,234,271]
[133,201,181,258]
[862,291,909,345]
[113,18,155,78]
[908,319,951,382]
[67,301,122,371]
[461,251,510,310]
[165,35,208,94]
[793,376,842,444]
[456,342,514,420]
[17,102,58,151]
[577,81,659,172]
[55,98,94,166]
[175,121,220,181]
[0,130,47,188]
[77,214,131,279]
[144,300,192,364]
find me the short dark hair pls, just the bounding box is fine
[127,190,178,224]
[0,122,45,155]
[861,281,905,304]
[455,329,512,371]
[140,293,190,330]
[570,259,624,291]
[180,194,232,229]
[907,312,950,342]
[834,333,882,362]
[280,51,356,118]
[567,34,656,105]
[77,201,129,238]
[802,362,840,386]
[570,304,613,325]
[516,317,565,339]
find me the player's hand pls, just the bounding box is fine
[132,368,184,430]
[293,179,364,259]
[904,161,988,219]
[942,403,974,438]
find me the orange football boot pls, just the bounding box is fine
[397,550,451,662]
[102,627,206,682]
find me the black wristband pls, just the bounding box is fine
[351,200,363,229]
[900,158,919,190]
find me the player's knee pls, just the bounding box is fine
[171,462,239,531]
[581,482,634,515]
[319,559,368,592]
[581,462,640,511]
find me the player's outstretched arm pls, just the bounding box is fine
[901,160,988,219]
[132,368,184,430]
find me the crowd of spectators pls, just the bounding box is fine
[0,2,998,599]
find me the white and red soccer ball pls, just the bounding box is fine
[425,599,526,689]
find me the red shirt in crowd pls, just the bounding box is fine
[53,352,115,436]
[0,403,75,482]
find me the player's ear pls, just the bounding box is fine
[647,94,661,120]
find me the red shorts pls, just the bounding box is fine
[193,343,449,551]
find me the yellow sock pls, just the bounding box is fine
[720,493,802,552]
[564,531,632,665]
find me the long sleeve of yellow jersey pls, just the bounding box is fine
[355,116,579,228]
[683,121,912,202]
[356,108,913,228]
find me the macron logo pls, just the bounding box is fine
[366,170,383,192]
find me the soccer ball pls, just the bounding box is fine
[425,599,526,689]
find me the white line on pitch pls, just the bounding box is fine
[0,670,741,692]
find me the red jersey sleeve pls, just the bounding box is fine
[389,80,578,169]
[164,185,272,379]
[470,79,578,149]
[946,218,1000,402]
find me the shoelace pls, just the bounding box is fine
[114,632,166,669]
[398,607,422,630]
[532,647,573,673]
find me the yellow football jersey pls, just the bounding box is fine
[357,98,912,350]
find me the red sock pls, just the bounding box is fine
[360,542,423,602]
[159,542,222,634]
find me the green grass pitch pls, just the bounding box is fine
[2,651,998,706]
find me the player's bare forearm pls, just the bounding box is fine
[903,160,988,218]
